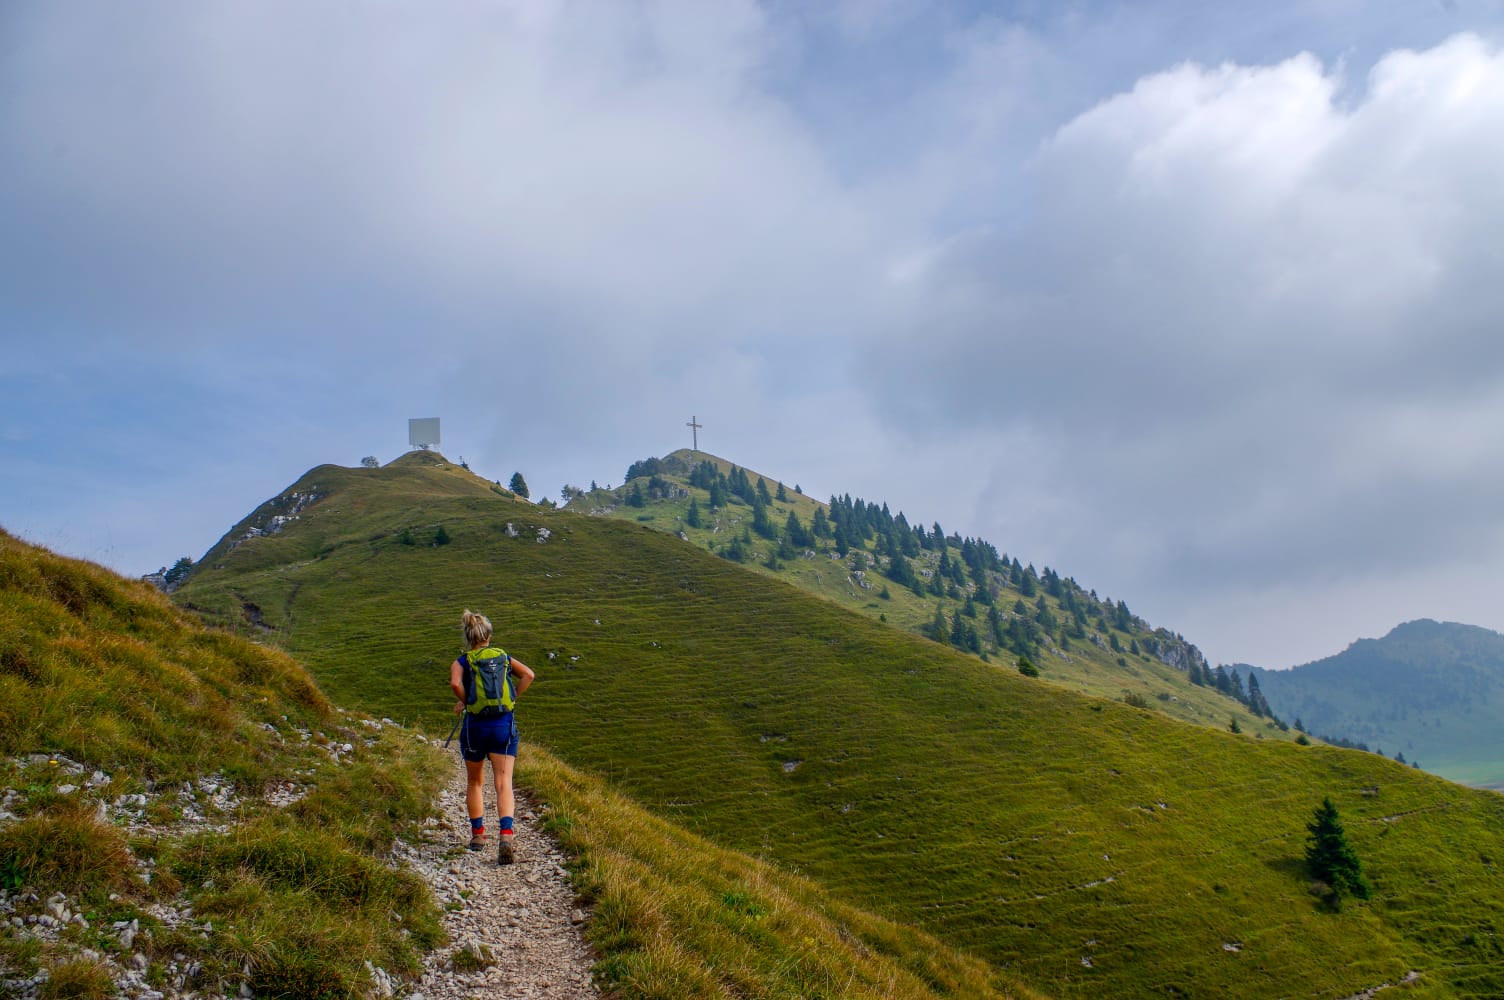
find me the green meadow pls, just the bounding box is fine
[174,452,1504,998]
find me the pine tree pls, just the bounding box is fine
[163,557,194,587]
[785,510,810,548]
[686,497,703,528]
[508,472,530,498]
[930,605,948,643]
[752,496,777,539]
[776,481,788,502]
[1305,797,1371,900]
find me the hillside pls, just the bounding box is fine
[0,528,1041,1000]
[0,527,448,997]
[1253,620,1504,788]
[567,449,1285,740]
[175,453,1504,999]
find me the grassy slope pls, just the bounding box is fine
[177,455,1504,999]
[577,449,1285,741]
[0,527,447,997]
[523,747,1043,1000]
[1,528,1032,1000]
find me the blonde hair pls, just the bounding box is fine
[462,609,493,649]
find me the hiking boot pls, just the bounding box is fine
[497,832,516,865]
[468,832,487,852]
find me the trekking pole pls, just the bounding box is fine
[443,714,461,749]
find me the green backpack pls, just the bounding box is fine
[463,647,516,717]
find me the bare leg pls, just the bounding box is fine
[492,753,518,863]
[465,758,487,821]
[491,752,515,821]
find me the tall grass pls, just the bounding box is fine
[0,529,444,998]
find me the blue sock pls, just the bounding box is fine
[500,816,514,833]
[471,816,485,833]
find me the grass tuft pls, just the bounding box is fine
[39,957,114,1000]
[0,800,135,896]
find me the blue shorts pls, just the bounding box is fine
[461,713,519,761]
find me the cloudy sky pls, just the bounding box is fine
[6,0,1504,670]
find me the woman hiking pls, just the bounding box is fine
[450,609,536,864]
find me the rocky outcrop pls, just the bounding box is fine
[1146,629,1209,674]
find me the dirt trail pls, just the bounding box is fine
[392,755,600,999]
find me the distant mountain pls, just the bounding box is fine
[1252,619,1504,787]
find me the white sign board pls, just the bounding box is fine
[408,417,440,449]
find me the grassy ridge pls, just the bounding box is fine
[176,456,1504,998]
[578,449,1287,739]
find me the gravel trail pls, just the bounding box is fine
[392,754,601,1000]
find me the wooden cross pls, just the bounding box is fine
[686,415,703,454]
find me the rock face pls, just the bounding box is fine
[1145,630,1208,674]
[228,489,325,550]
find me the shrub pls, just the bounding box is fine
[1017,657,1039,678]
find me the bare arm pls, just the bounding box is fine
[509,657,536,697]
[449,659,467,715]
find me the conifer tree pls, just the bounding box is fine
[163,557,194,587]
[785,510,810,548]
[508,472,530,498]
[752,496,777,539]
[686,497,703,528]
[1305,797,1371,901]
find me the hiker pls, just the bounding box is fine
[450,608,535,864]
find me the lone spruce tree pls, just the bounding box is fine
[1305,797,1370,901]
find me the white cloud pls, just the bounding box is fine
[8,5,1504,670]
[864,32,1504,665]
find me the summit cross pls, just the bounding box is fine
[686,415,703,455]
